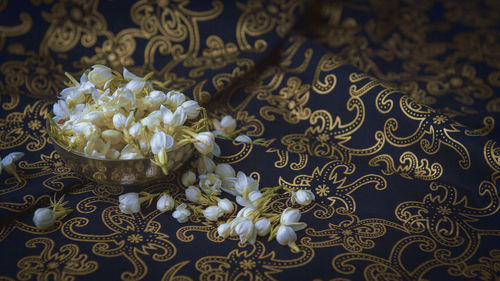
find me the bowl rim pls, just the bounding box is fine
[47,118,191,162]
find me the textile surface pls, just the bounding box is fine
[1,0,500,280]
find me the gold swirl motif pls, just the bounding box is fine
[183,35,240,78]
[195,240,314,281]
[311,53,343,95]
[395,181,500,264]
[18,150,82,191]
[282,105,385,162]
[62,201,177,281]
[131,0,223,77]
[70,182,123,198]
[302,215,404,252]
[0,100,50,151]
[258,76,312,124]
[368,151,443,181]
[0,220,61,243]
[448,250,500,280]
[279,35,313,74]
[161,260,193,281]
[266,148,308,171]
[279,160,387,214]
[332,235,439,281]
[0,51,66,99]
[17,238,98,281]
[484,140,500,181]
[236,0,304,52]
[384,95,471,169]
[40,0,107,54]
[76,31,137,69]
[0,11,32,52]
[425,64,493,106]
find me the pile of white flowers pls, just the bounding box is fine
[117,119,316,251]
[48,65,218,174]
[34,64,315,251]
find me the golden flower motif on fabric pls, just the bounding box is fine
[279,160,386,214]
[16,238,97,281]
[0,52,66,98]
[384,96,472,169]
[302,215,387,252]
[40,0,107,53]
[282,105,385,162]
[195,241,313,281]
[426,64,492,106]
[62,201,176,281]
[396,181,500,263]
[0,100,50,151]
[258,76,312,124]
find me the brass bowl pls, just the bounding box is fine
[49,132,193,186]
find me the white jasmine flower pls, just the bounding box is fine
[195,155,216,174]
[156,193,175,212]
[198,173,222,195]
[215,164,235,179]
[1,152,24,179]
[118,192,141,214]
[119,144,144,159]
[53,100,69,124]
[291,190,315,206]
[150,132,174,160]
[123,67,141,80]
[101,130,123,145]
[73,121,98,139]
[217,222,231,238]
[172,203,191,223]
[61,81,99,107]
[150,131,172,165]
[235,134,252,143]
[161,105,187,126]
[236,191,262,207]
[33,208,56,230]
[193,132,214,155]
[280,208,307,231]
[181,100,200,119]
[236,207,257,218]
[140,110,162,129]
[185,186,202,202]
[112,113,128,130]
[88,65,112,89]
[233,217,257,244]
[128,122,142,138]
[181,170,197,187]
[276,225,297,246]
[165,90,186,107]
[213,115,237,135]
[83,137,110,159]
[217,198,234,214]
[203,206,224,221]
[83,111,106,127]
[111,87,136,109]
[145,90,166,108]
[255,218,271,236]
[126,79,147,95]
[233,171,259,196]
[211,141,221,157]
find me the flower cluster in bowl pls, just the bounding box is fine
[35,64,316,251]
[48,65,212,174]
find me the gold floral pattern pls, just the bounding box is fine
[17,238,98,281]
